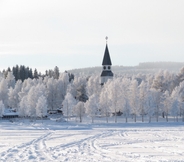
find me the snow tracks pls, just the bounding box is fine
[0,128,184,161]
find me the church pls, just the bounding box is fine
[100,37,113,85]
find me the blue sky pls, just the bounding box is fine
[1,0,184,73]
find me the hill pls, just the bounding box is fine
[68,62,184,76]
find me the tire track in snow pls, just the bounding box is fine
[0,131,55,162]
[28,131,55,161]
[51,130,126,162]
[47,131,114,161]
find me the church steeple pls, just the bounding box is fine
[102,44,112,65]
[100,37,113,85]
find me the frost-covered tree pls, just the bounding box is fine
[18,78,34,101]
[170,99,180,122]
[0,72,4,81]
[152,70,165,92]
[86,76,101,97]
[108,79,121,123]
[62,92,76,121]
[99,85,111,123]
[177,81,184,122]
[73,101,85,122]
[123,98,131,123]
[170,86,180,121]
[0,79,8,107]
[56,73,71,108]
[85,94,99,123]
[68,76,87,99]
[176,67,184,86]
[139,81,148,122]
[46,78,58,110]
[0,100,5,117]
[150,88,162,122]
[120,78,131,123]
[129,79,139,122]
[35,83,47,99]
[163,70,177,93]
[19,96,29,117]
[162,90,171,122]
[8,80,22,109]
[26,86,37,117]
[36,95,47,118]
[6,71,15,88]
[147,89,156,123]
[8,87,16,108]
[59,72,69,93]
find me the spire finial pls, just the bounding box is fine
[105,36,108,44]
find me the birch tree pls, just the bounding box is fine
[129,79,139,122]
[62,92,76,122]
[108,79,121,123]
[162,90,171,122]
[85,94,99,123]
[139,81,148,122]
[36,95,48,118]
[73,101,85,122]
[99,85,111,123]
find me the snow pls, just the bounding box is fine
[0,118,184,162]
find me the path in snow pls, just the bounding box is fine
[0,126,184,162]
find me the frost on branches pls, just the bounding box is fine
[0,68,184,123]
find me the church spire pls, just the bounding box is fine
[100,37,113,85]
[102,44,112,65]
[102,36,112,65]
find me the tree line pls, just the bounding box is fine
[1,65,184,123]
[1,65,74,82]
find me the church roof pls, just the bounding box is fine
[102,44,112,65]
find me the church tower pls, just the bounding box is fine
[100,37,113,85]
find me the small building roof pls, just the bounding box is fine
[102,44,112,65]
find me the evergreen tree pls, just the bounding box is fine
[34,69,39,79]
[76,85,88,102]
[54,66,60,79]
[19,65,26,81]
[28,68,33,79]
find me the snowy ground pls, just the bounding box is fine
[0,117,184,162]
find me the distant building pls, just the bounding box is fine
[2,108,19,119]
[100,37,113,85]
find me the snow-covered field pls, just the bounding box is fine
[0,118,184,162]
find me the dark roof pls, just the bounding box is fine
[102,44,112,65]
[101,71,113,77]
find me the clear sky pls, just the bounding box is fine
[0,0,184,73]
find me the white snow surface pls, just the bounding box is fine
[0,118,184,162]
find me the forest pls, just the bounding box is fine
[1,64,184,123]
